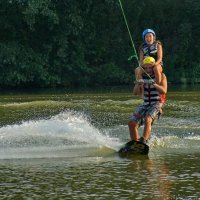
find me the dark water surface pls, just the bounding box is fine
[0,88,200,199]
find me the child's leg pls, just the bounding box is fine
[135,67,140,78]
[153,64,163,84]
[135,67,143,81]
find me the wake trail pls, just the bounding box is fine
[0,111,121,159]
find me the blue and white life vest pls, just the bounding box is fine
[141,41,162,64]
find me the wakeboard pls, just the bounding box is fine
[118,140,149,155]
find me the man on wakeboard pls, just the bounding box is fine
[128,56,167,144]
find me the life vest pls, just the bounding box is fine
[143,74,166,105]
[141,41,162,64]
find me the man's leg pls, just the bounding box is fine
[143,115,153,141]
[142,102,162,142]
[128,121,140,141]
[129,104,146,141]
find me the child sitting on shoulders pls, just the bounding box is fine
[136,29,163,84]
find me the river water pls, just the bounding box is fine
[0,88,199,199]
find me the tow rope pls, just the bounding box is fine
[118,0,153,81]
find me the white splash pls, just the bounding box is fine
[0,111,120,159]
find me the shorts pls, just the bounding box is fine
[130,102,163,124]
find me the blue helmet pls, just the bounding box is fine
[142,29,156,40]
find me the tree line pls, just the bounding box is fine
[0,0,199,88]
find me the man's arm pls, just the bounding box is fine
[153,73,167,94]
[133,82,144,97]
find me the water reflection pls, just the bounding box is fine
[118,155,171,200]
[0,152,200,199]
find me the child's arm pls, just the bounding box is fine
[155,43,163,65]
[139,49,144,66]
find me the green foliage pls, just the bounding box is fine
[0,42,49,87]
[0,0,199,88]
